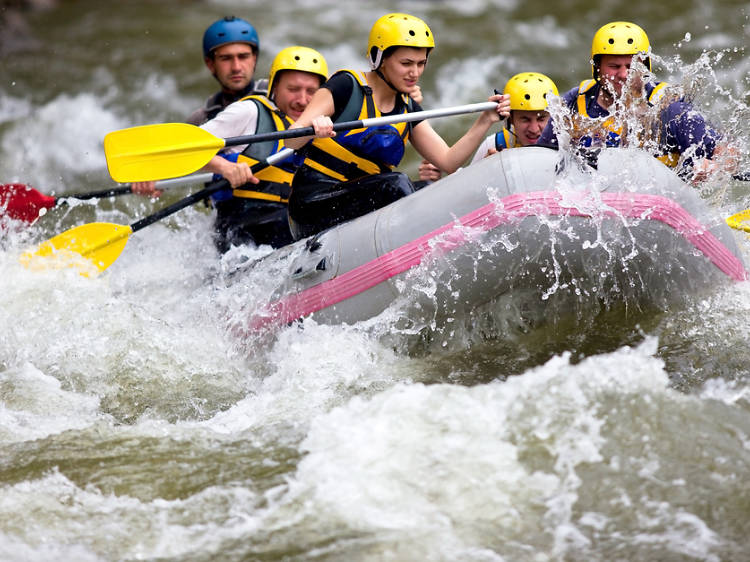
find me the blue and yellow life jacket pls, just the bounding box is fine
[301,70,413,182]
[574,79,678,167]
[233,95,296,202]
[494,128,522,150]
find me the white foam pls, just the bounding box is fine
[1,92,128,187]
[0,469,262,560]
[0,217,255,425]
[197,320,407,440]
[0,363,103,443]
[260,338,679,557]
[0,94,32,126]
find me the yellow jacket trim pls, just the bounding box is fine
[236,154,295,185]
[576,79,597,116]
[307,136,386,178]
[217,95,296,202]
[495,128,522,150]
[338,71,411,140]
[238,94,292,144]
[232,189,289,203]
[648,82,668,105]
[656,152,680,168]
[302,69,408,181]
[574,79,681,168]
[577,79,624,141]
[304,157,349,183]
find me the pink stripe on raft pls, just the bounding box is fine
[248,191,747,330]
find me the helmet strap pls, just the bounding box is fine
[592,55,601,82]
[369,48,384,71]
[375,68,403,94]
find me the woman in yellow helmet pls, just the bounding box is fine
[281,13,510,239]
[537,21,728,181]
[471,72,558,163]
[199,46,328,251]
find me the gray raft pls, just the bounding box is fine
[239,147,746,332]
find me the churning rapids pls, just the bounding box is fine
[2,1,750,560]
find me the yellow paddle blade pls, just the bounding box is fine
[103,123,225,183]
[20,222,133,277]
[726,209,750,233]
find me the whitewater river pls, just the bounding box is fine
[2,1,750,560]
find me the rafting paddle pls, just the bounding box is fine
[20,150,293,275]
[726,209,750,233]
[103,101,499,182]
[1,173,214,224]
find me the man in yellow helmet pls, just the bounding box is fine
[417,72,557,180]
[537,21,729,181]
[471,72,558,163]
[199,46,328,251]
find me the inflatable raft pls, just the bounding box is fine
[235,147,746,333]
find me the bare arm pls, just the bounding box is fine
[409,94,510,173]
[418,159,442,182]
[131,181,162,198]
[202,155,259,188]
[691,142,741,184]
[199,100,262,187]
[284,88,336,150]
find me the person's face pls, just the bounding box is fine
[205,42,257,94]
[597,54,636,97]
[380,47,428,92]
[510,110,550,146]
[272,71,321,120]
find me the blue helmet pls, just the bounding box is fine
[202,16,259,58]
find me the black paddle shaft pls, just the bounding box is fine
[222,120,364,148]
[63,186,133,201]
[129,179,229,233]
[128,157,277,234]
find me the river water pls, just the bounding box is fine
[2,1,750,560]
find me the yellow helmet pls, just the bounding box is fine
[591,21,651,78]
[367,13,435,70]
[503,72,558,111]
[268,46,328,96]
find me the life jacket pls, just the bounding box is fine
[574,79,678,167]
[301,70,414,182]
[202,79,270,123]
[494,128,522,150]
[231,95,295,203]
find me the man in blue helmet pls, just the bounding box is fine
[186,15,267,126]
[134,16,268,196]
